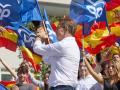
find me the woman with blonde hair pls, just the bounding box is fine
[84,57,120,90]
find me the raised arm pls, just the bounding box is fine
[28,71,44,88]
[0,58,17,79]
[84,57,104,84]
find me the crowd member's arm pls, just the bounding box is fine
[28,71,44,88]
[0,58,17,79]
[84,57,104,84]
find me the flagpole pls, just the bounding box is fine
[82,23,85,64]
[42,21,51,44]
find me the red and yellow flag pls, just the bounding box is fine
[75,22,118,54]
[0,81,16,89]
[0,27,18,51]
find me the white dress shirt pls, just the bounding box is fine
[33,37,80,87]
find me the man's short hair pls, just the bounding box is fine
[58,18,77,36]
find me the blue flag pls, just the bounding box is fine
[0,0,21,22]
[69,0,105,24]
[0,84,8,90]
[17,26,36,50]
[43,8,58,43]
[0,0,42,26]
[21,0,43,23]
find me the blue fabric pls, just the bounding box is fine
[0,0,42,26]
[0,84,8,90]
[69,0,105,24]
[43,8,58,43]
[21,0,43,23]
[117,38,120,46]
[17,26,36,49]
[6,25,36,50]
[82,6,108,35]
[0,0,21,22]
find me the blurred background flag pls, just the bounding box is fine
[69,0,105,24]
[0,0,42,27]
[0,81,16,89]
[43,8,58,43]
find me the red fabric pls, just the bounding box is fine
[51,23,57,32]
[75,21,119,54]
[86,35,118,54]
[22,49,41,72]
[0,37,17,51]
[106,0,120,11]
[0,81,16,87]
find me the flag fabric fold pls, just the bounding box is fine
[70,0,106,23]
[75,21,118,54]
[0,0,42,27]
[43,8,58,43]
[17,26,42,72]
[106,0,120,25]
[0,27,18,51]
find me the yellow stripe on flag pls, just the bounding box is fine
[107,6,120,25]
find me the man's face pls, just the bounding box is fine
[37,27,47,38]
[113,54,120,61]
[56,27,65,41]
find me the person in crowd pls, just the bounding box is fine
[112,54,120,61]
[76,60,102,90]
[27,62,50,90]
[100,60,109,78]
[0,24,49,89]
[10,63,36,90]
[33,18,80,90]
[84,55,120,90]
[0,58,46,89]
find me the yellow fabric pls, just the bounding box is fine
[107,6,120,25]
[20,46,42,64]
[110,26,120,36]
[83,28,109,48]
[0,27,18,43]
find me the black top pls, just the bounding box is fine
[104,80,120,90]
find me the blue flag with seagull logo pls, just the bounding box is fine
[69,0,106,24]
[0,0,42,26]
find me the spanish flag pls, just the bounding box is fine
[0,26,18,51]
[106,0,120,25]
[20,44,42,72]
[17,26,42,72]
[75,22,118,54]
[0,81,16,89]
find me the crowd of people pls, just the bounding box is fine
[0,18,120,90]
